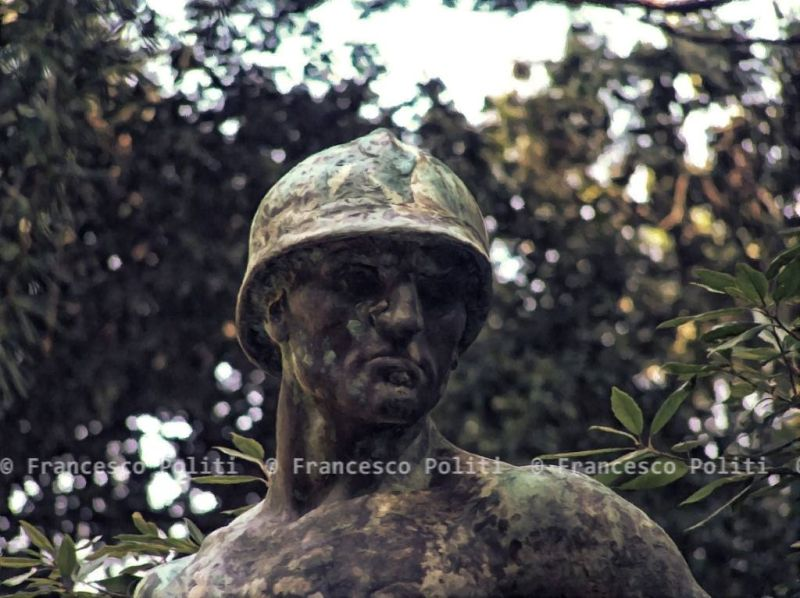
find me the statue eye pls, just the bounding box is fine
[336,265,382,298]
[417,273,461,309]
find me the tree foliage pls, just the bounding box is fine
[2,0,799,595]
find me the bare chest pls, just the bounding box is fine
[177,489,521,597]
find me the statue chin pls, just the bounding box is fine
[335,362,442,426]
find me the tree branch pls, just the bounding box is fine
[601,0,735,13]
[649,19,800,45]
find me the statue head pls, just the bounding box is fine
[235,129,492,423]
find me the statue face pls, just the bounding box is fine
[269,237,470,425]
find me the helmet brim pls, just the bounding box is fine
[235,221,492,375]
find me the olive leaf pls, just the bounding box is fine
[680,475,752,506]
[618,458,689,490]
[588,425,639,444]
[231,433,266,461]
[56,535,77,581]
[692,268,737,294]
[773,259,800,302]
[765,244,800,279]
[701,322,756,343]
[610,387,643,436]
[650,384,691,436]
[593,448,654,487]
[0,557,41,568]
[734,263,768,304]
[19,522,54,554]
[656,307,748,329]
[708,324,769,354]
[132,512,160,537]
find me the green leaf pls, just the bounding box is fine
[113,535,174,546]
[593,448,654,486]
[117,564,157,576]
[656,315,697,329]
[610,387,643,436]
[86,543,170,561]
[131,512,159,537]
[588,425,639,443]
[662,362,717,376]
[656,308,748,330]
[779,226,800,236]
[1,568,38,587]
[735,263,769,304]
[164,538,200,554]
[0,557,41,568]
[693,268,737,294]
[701,322,756,343]
[230,433,265,461]
[21,578,60,589]
[671,440,703,452]
[19,522,55,554]
[76,557,105,580]
[213,446,265,468]
[722,285,752,302]
[95,574,141,594]
[766,245,800,279]
[685,481,755,532]
[192,475,265,485]
[650,385,691,436]
[56,535,77,581]
[104,535,199,555]
[729,383,755,399]
[680,475,751,506]
[537,447,632,460]
[618,458,689,490]
[708,324,769,353]
[184,519,205,545]
[222,503,258,517]
[791,541,800,550]
[774,259,800,302]
[731,346,782,362]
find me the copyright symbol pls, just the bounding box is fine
[530,458,545,473]
[0,458,13,475]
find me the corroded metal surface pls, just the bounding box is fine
[136,424,708,597]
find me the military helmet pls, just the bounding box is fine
[236,128,492,374]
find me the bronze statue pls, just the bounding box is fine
[136,129,709,597]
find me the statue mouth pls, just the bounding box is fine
[367,356,424,390]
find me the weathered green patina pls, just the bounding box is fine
[236,129,492,374]
[135,129,709,598]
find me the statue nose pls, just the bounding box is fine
[372,281,423,342]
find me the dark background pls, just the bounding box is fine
[2,0,799,595]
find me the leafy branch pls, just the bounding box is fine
[0,433,271,596]
[540,236,800,548]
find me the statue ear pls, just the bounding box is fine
[264,292,289,343]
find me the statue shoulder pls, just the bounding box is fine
[133,501,263,597]
[485,464,709,598]
[133,555,194,598]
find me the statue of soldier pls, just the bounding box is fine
[136,129,709,597]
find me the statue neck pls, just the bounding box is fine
[264,375,444,519]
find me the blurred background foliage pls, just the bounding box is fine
[1,0,799,595]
